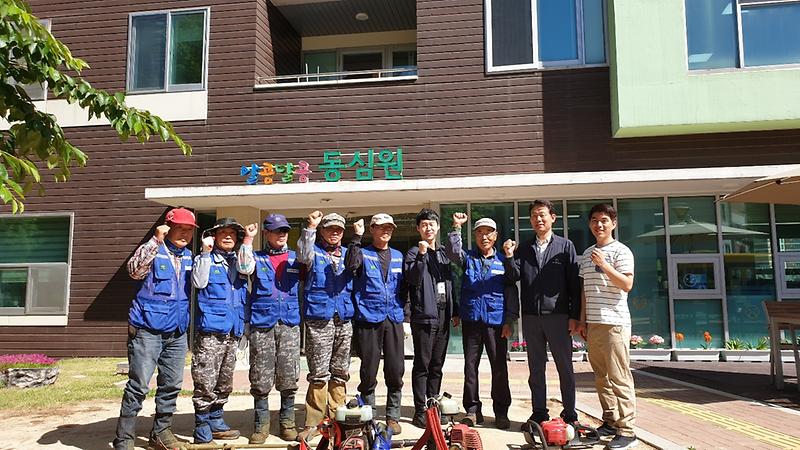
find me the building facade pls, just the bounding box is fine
[2,0,800,356]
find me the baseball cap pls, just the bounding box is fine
[370,213,396,228]
[321,213,346,229]
[263,213,291,231]
[165,208,197,228]
[473,217,497,231]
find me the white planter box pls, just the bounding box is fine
[572,351,586,362]
[781,349,799,363]
[508,351,527,362]
[720,350,770,362]
[630,349,672,361]
[672,349,721,362]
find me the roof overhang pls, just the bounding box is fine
[144,165,798,213]
[271,0,415,37]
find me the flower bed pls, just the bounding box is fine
[0,354,59,388]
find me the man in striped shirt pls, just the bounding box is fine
[577,204,638,450]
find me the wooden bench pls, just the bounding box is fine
[764,301,800,391]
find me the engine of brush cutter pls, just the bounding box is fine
[540,418,575,447]
[448,423,483,450]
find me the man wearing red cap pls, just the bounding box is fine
[113,208,197,450]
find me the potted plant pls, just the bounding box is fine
[509,340,527,361]
[0,354,59,388]
[630,334,671,361]
[673,331,721,362]
[721,337,770,362]
[571,339,586,362]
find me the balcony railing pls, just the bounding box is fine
[254,67,418,89]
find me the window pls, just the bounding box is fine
[299,46,418,82]
[686,0,800,70]
[127,9,208,92]
[485,0,607,72]
[0,215,72,315]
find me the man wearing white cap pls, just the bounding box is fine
[296,210,355,441]
[444,213,517,430]
[345,213,408,435]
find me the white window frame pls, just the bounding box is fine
[776,252,800,299]
[484,0,608,73]
[126,7,210,94]
[0,212,73,317]
[669,254,724,299]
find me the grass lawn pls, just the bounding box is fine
[0,358,131,410]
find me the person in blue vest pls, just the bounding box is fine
[237,214,302,443]
[296,210,355,442]
[346,213,409,435]
[113,208,196,450]
[191,217,249,444]
[445,213,518,430]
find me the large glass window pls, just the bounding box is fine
[128,9,208,92]
[470,203,516,248]
[775,204,800,251]
[485,0,606,71]
[674,299,724,348]
[667,196,719,254]
[618,199,671,346]
[565,199,612,255]
[440,204,468,354]
[0,215,71,315]
[686,0,800,70]
[720,202,774,345]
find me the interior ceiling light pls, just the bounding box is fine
[355,12,369,21]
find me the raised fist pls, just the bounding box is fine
[245,223,258,238]
[418,240,430,255]
[202,236,214,253]
[154,224,170,243]
[452,212,468,228]
[353,219,365,236]
[502,239,517,257]
[307,210,323,229]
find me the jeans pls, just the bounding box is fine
[115,327,187,443]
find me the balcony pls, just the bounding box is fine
[258,0,417,88]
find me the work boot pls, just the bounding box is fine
[250,398,270,444]
[148,429,188,450]
[305,382,328,428]
[113,416,137,450]
[193,411,214,444]
[386,419,402,435]
[296,426,319,443]
[279,393,298,441]
[209,406,240,440]
[495,415,510,430]
[411,413,426,429]
[327,381,347,417]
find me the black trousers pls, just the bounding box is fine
[411,311,450,416]
[522,314,578,423]
[354,319,405,420]
[461,320,511,416]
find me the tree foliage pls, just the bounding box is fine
[0,0,191,213]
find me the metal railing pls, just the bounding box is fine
[255,67,418,86]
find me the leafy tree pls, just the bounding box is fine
[0,0,191,213]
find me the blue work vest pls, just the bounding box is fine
[196,254,248,336]
[353,247,405,324]
[129,245,192,333]
[460,250,507,326]
[248,250,301,328]
[304,244,354,321]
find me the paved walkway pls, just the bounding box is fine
[4,357,800,449]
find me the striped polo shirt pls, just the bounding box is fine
[579,240,635,326]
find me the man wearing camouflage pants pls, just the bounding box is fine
[191,218,249,444]
[296,210,355,442]
[238,214,302,442]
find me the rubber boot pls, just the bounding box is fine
[250,398,270,444]
[208,406,240,440]
[297,382,327,441]
[113,416,137,450]
[193,411,214,444]
[279,393,298,441]
[328,381,347,417]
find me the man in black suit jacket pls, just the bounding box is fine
[504,199,581,428]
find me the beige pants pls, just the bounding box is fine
[587,323,636,437]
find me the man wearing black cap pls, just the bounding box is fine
[238,214,302,442]
[346,213,408,435]
[114,208,197,450]
[190,217,249,444]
